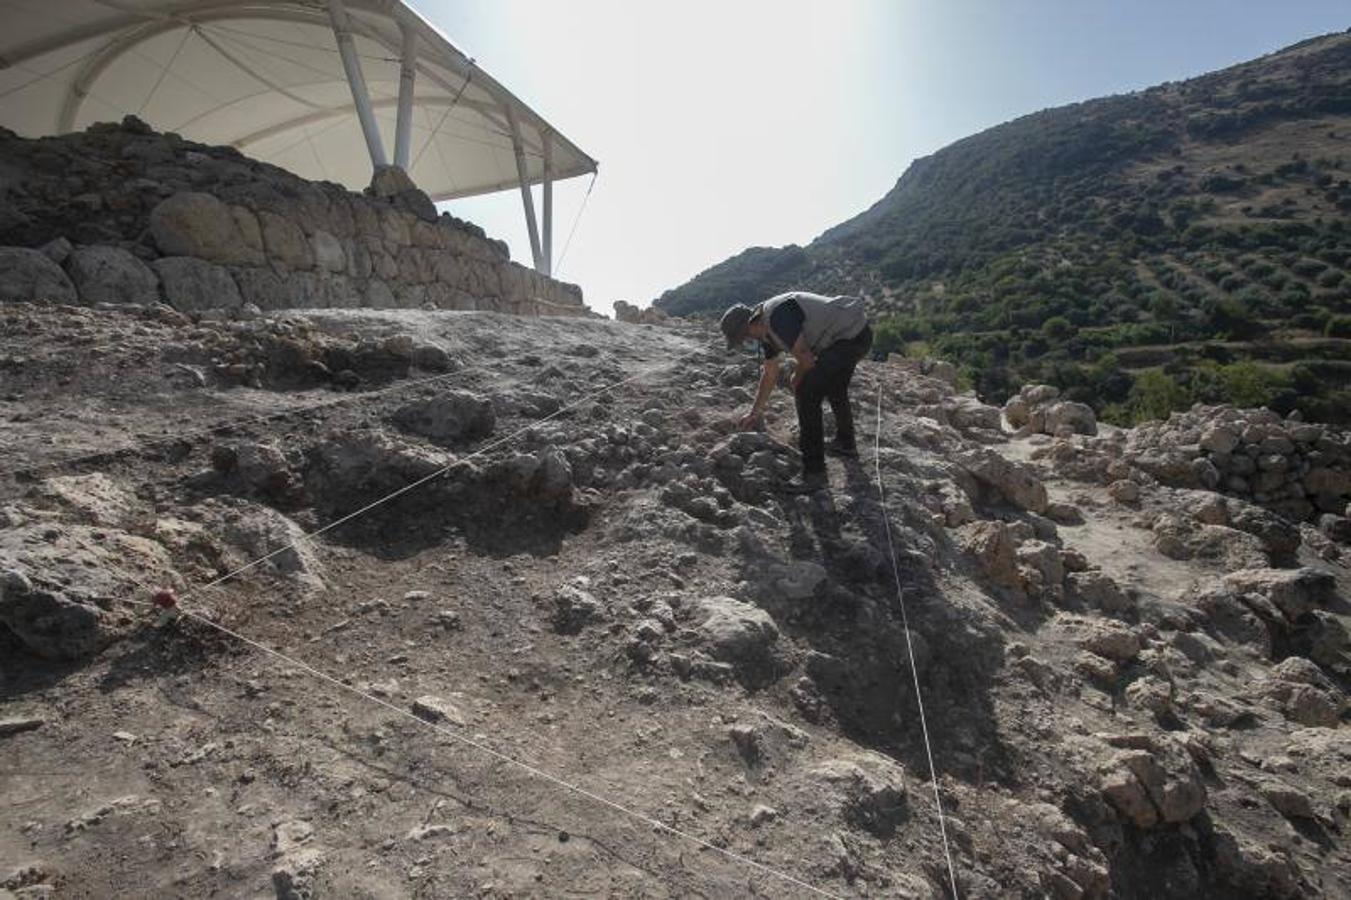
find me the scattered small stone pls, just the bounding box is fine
[411,695,466,726]
[433,609,462,630]
[406,823,455,841]
[749,804,779,827]
[0,716,46,737]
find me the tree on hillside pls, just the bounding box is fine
[1042,316,1074,342]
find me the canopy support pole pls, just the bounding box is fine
[542,131,554,277]
[507,106,544,273]
[394,22,417,170]
[327,0,387,170]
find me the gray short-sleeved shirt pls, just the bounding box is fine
[756,291,867,359]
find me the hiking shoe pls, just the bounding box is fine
[782,471,829,494]
[825,438,859,459]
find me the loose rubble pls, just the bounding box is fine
[1,300,1347,896]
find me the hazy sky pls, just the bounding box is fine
[409,1,1349,317]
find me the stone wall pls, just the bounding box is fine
[0,116,587,317]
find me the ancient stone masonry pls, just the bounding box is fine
[0,116,587,317]
[612,300,670,326]
[1120,404,1351,534]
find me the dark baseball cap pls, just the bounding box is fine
[720,304,753,349]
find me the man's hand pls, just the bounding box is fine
[738,410,762,431]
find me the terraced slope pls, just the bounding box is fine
[654,31,1351,424]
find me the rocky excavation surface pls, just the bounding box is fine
[2,303,1349,899]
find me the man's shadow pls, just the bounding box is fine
[766,445,1011,786]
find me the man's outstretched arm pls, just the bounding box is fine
[739,357,781,430]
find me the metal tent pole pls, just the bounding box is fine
[506,105,544,272]
[394,21,417,170]
[327,0,387,170]
[542,130,554,277]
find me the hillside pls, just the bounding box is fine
[653,31,1351,424]
[2,300,1349,898]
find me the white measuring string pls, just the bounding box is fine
[106,342,841,898]
[872,383,959,898]
[165,603,841,899]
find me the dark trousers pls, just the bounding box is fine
[795,324,873,474]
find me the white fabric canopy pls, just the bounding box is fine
[0,0,597,201]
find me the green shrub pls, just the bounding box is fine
[1127,370,1191,422]
[1210,361,1290,408]
[1327,315,1351,338]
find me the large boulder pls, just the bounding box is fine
[958,520,1022,590]
[805,751,908,837]
[550,583,605,634]
[1043,401,1098,436]
[230,266,294,310]
[1257,656,1345,727]
[689,595,781,671]
[1225,502,1301,566]
[960,448,1049,513]
[369,166,437,222]
[486,448,575,502]
[944,396,1002,434]
[211,441,294,498]
[1004,383,1080,436]
[1098,739,1207,827]
[185,500,322,589]
[1200,425,1240,455]
[1066,571,1131,613]
[390,391,495,445]
[65,244,159,306]
[0,525,178,659]
[0,246,78,303]
[1222,568,1336,621]
[303,431,452,503]
[258,210,313,270]
[149,192,264,265]
[153,256,243,311]
[309,230,346,273]
[1056,614,1141,662]
[0,568,108,660]
[1003,395,1032,429]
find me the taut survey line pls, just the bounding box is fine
[873,383,960,898]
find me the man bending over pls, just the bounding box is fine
[720,291,873,493]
